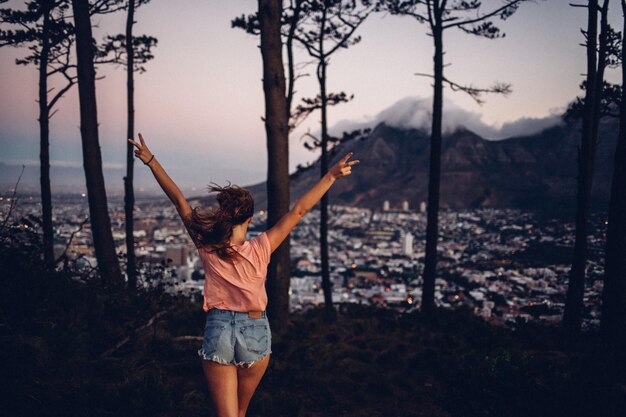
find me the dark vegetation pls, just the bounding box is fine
[2,225,625,417]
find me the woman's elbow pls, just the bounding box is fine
[292,204,308,218]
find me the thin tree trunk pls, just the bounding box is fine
[39,3,54,268]
[285,0,301,118]
[593,0,610,134]
[317,5,334,319]
[564,0,604,334]
[319,59,333,317]
[125,0,137,294]
[600,0,626,347]
[72,0,124,290]
[258,0,291,324]
[422,7,443,312]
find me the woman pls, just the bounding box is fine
[129,133,359,417]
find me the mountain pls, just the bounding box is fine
[245,118,617,214]
[19,112,611,214]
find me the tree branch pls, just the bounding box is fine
[415,71,512,105]
[54,216,89,264]
[100,310,168,358]
[443,0,525,30]
[0,165,25,233]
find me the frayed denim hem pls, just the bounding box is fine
[197,348,272,368]
[233,350,272,368]
[197,348,231,365]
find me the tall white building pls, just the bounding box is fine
[383,200,390,211]
[402,200,409,211]
[419,201,427,213]
[402,231,414,256]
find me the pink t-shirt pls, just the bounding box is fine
[198,231,271,313]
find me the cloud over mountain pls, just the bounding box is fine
[329,96,564,140]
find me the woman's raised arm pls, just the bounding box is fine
[266,151,360,253]
[128,133,189,212]
[129,133,197,243]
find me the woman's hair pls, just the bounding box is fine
[189,182,254,261]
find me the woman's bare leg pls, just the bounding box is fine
[236,354,271,417]
[202,360,239,417]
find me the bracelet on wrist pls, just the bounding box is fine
[144,154,155,165]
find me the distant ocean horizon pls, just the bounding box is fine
[0,160,267,197]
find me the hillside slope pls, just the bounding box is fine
[244,119,616,213]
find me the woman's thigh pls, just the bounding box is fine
[202,360,238,417]
[236,354,271,416]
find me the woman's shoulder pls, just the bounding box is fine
[250,230,268,240]
[248,231,269,246]
[248,231,271,264]
[198,233,268,257]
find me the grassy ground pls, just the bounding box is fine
[2,229,626,417]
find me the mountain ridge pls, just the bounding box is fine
[245,118,616,214]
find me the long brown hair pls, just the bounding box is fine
[189,183,254,261]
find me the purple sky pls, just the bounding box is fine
[0,0,623,195]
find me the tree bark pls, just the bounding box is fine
[317,5,334,319]
[258,0,291,324]
[39,3,54,268]
[285,0,302,118]
[422,4,444,312]
[563,0,606,334]
[71,0,124,290]
[600,0,626,347]
[125,0,137,294]
[319,58,334,317]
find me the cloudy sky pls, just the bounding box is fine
[0,0,623,195]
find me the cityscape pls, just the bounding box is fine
[2,0,624,414]
[4,193,607,330]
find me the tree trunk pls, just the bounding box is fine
[600,0,626,347]
[422,7,443,312]
[564,0,603,334]
[125,0,137,294]
[71,0,124,290]
[317,5,334,319]
[285,0,302,118]
[39,4,54,268]
[258,0,291,324]
[319,59,334,317]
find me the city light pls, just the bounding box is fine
[7,198,606,328]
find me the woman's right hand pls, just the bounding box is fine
[328,152,360,180]
[128,133,154,164]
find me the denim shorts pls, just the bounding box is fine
[197,308,272,368]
